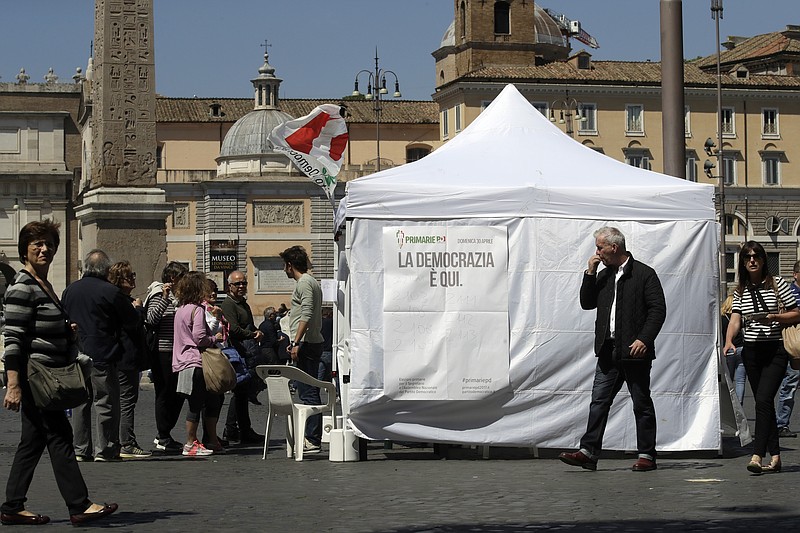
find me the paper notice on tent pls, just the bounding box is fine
[382,226,509,400]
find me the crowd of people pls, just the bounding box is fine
[0,220,326,525]
[3,220,800,525]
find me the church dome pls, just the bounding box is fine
[218,107,293,158]
[533,5,566,48]
[440,21,455,48]
[216,50,295,176]
[218,51,293,160]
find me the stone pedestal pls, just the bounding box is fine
[74,187,172,297]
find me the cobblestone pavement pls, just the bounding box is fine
[1,381,799,532]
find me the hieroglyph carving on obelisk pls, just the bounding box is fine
[91,0,156,187]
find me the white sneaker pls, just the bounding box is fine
[303,438,321,454]
[182,440,213,457]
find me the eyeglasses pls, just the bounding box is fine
[30,240,56,249]
[231,281,248,287]
[124,273,137,281]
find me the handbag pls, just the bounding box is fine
[201,345,237,394]
[777,298,800,370]
[783,326,800,370]
[26,358,89,411]
[190,305,236,394]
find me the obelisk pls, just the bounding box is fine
[76,0,171,294]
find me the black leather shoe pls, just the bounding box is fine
[222,428,240,444]
[240,429,265,444]
[1,512,50,525]
[69,503,118,526]
[632,457,657,471]
[558,450,597,471]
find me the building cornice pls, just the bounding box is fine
[434,80,800,103]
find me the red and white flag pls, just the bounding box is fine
[269,104,349,202]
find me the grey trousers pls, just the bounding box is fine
[118,368,140,447]
[71,356,121,459]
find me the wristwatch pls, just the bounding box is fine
[290,340,299,348]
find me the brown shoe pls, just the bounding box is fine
[558,450,597,471]
[69,503,118,526]
[0,512,50,525]
[632,457,657,471]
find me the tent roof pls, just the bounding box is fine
[345,84,715,221]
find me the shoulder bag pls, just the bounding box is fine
[27,358,89,411]
[191,306,237,394]
[772,288,800,370]
[201,346,237,394]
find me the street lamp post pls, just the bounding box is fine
[352,49,401,172]
[711,0,727,297]
[549,91,586,137]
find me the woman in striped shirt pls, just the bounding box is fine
[1,220,117,526]
[724,241,800,474]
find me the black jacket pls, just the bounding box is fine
[579,254,667,361]
[62,275,142,365]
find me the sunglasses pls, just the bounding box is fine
[231,281,248,287]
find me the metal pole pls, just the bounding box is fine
[713,0,727,297]
[374,52,382,172]
[660,0,686,179]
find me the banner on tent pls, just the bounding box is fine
[382,226,509,400]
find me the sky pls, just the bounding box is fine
[0,1,797,101]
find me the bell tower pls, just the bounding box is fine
[434,1,538,89]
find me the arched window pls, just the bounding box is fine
[494,2,510,34]
[460,2,466,39]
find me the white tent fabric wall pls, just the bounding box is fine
[342,84,733,451]
[347,218,720,450]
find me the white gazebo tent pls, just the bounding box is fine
[336,84,744,452]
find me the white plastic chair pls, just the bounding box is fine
[255,365,337,461]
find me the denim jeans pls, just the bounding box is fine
[318,350,332,382]
[296,342,323,445]
[725,346,747,405]
[776,361,799,429]
[579,340,656,459]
